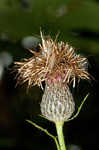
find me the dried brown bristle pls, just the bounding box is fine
[14,32,90,89]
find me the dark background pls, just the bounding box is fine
[0,0,99,150]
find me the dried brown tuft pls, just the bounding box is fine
[14,32,90,89]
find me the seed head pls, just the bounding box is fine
[14,32,90,89]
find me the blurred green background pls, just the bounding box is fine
[0,0,99,150]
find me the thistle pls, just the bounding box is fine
[14,32,90,150]
[14,32,90,89]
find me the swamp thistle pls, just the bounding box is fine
[14,32,90,150]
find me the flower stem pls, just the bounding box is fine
[26,119,60,150]
[55,122,66,150]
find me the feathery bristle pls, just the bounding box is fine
[14,32,90,88]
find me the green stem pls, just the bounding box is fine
[26,120,60,150]
[66,93,89,122]
[55,122,66,150]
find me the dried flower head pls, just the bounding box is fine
[14,32,90,89]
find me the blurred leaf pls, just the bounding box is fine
[1,0,98,39]
[0,0,99,56]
